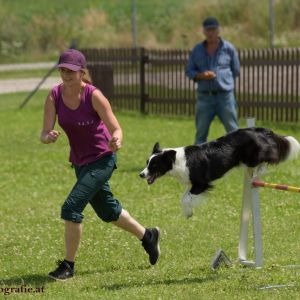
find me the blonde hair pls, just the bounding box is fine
[81,68,93,84]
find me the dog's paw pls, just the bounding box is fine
[183,208,193,219]
[181,195,193,218]
[253,164,267,177]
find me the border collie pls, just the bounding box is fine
[139,127,300,218]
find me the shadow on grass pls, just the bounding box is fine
[99,273,219,291]
[78,263,152,276]
[0,274,54,287]
[0,264,152,287]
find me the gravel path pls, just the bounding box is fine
[0,62,59,94]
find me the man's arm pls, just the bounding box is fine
[186,46,216,81]
[194,71,216,81]
[230,46,240,78]
[185,49,199,80]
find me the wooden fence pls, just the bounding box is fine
[81,47,300,122]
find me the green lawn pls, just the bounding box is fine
[0,91,300,299]
[0,68,58,80]
[1,0,300,63]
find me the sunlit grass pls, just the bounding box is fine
[0,91,299,299]
[1,0,300,63]
[0,69,58,80]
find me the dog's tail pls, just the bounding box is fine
[273,134,300,162]
[284,136,300,160]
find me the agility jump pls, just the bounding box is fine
[238,118,300,268]
[239,173,300,268]
[252,180,300,193]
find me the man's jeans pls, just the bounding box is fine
[195,91,238,144]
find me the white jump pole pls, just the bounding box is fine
[238,118,263,268]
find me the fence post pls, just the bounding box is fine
[88,63,114,99]
[140,47,148,114]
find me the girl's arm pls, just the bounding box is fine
[92,89,122,152]
[40,92,60,144]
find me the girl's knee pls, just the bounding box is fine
[61,202,84,223]
[94,200,122,223]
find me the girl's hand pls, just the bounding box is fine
[41,130,60,144]
[108,136,122,152]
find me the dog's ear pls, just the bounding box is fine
[152,142,162,154]
[162,150,176,165]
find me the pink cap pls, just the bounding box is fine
[57,49,86,71]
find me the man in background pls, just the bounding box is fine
[186,16,240,144]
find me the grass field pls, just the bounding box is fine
[0,69,58,80]
[1,0,300,62]
[0,91,300,299]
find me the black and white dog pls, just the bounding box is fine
[140,127,300,218]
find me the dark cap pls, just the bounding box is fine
[57,49,86,71]
[202,17,220,29]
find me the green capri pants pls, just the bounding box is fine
[61,154,122,223]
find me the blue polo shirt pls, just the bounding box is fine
[185,38,240,93]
